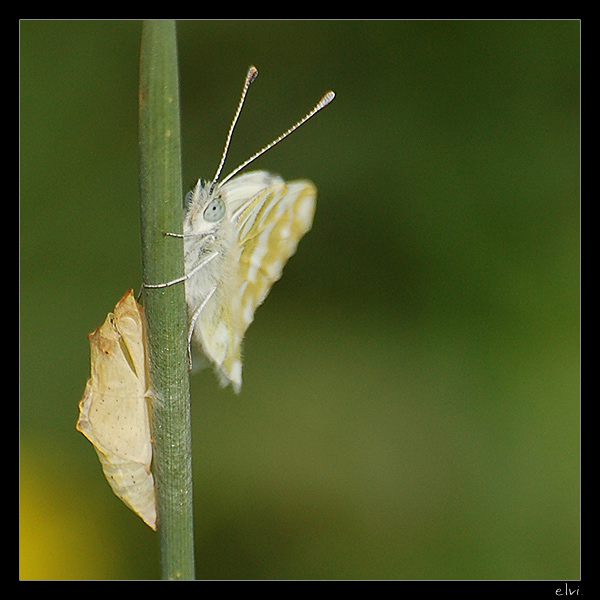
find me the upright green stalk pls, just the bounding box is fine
[138,20,195,580]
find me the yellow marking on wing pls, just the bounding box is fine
[236,181,316,330]
[195,178,316,393]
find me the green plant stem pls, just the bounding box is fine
[138,20,195,580]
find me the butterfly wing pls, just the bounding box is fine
[194,172,316,393]
[233,177,316,331]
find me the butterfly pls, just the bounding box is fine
[145,66,334,393]
[77,290,156,530]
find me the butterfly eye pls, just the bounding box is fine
[203,196,226,223]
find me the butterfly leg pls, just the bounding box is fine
[143,251,219,289]
[186,285,217,370]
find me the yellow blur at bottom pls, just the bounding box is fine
[20,448,120,580]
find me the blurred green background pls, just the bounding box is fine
[20,20,579,580]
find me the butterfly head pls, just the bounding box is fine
[185,178,227,234]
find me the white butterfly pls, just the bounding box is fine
[146,67,334,393]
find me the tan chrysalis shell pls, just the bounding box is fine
[76,290,156,530]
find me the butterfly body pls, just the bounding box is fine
[144,66,333,393]
[182,171,316,392]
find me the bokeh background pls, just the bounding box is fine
[20,20,579,580]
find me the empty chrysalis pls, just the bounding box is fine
[76,290,156,530]
[145,66,335,393]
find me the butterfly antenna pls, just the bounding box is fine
[218,90,336,188]
[210,65,259,194]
